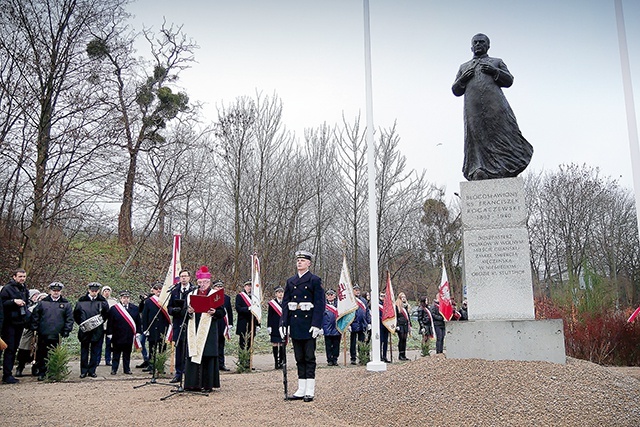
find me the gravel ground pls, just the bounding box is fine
[1,351,638,427]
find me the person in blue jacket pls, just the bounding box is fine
[322,289,340,366]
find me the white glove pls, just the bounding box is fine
[144,331,149,337]
[348,326,351,332]
[279,326,287,339]
[309,326,323,338]
[267,327,272,334]
[367,324,371,331]
[107,335,112,339]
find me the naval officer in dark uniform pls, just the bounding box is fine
[280,250,325,402]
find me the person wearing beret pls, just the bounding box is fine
[267,285,285,369]
[280,250,325,402]
[106,290,141,375]
[30,282,74,380]
[73,282,109,378]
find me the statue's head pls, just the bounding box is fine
[471,33,490,56]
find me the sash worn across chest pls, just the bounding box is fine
[269,299,283,316]
[150,295,171,323]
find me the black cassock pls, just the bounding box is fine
[184,289,225,391]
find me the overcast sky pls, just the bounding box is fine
[127,0,640,200]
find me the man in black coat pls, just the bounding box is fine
[74,282,110,378]
[106,290,140,375]
[30,282,74,380]
[235,280,258,369]
[431,298,446,354]
[168,269,195,383]
[280,250,325,402]
[213,280,233,371]
[1,268,30,384]
[141,282,170,374]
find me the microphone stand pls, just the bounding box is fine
[161,286,208,400]
[134,291,173,389]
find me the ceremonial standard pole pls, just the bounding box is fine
[363,0,385,373]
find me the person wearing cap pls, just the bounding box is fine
[267,285,285,369]
[30,282,73,380]
[212,280,233,372]
[184,266,226,392]
[99,285,117,367]
[74,282,110,378]
[14,290,44,377]
[141,282,170,374]
[106,290,141,375]
[280,250,325,402]
[322,289,341,366]
[168,269,195,383]
[0,268,30,384]
[349,284,370,365]
[235,280,259,369]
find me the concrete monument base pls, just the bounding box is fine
[445,319,566,364]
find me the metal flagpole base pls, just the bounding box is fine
[366,360,387,372]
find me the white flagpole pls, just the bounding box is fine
[363,0,385,372]
[614,0,640,244]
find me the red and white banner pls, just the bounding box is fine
[336,256,358,334]
[438,262,454,321]
[250,253,262,323]
[159,234,181,315]
[158,234,181,343]
[381,271,397,333]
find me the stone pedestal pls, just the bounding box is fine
[447,177,566,363]
[446,319,566,364]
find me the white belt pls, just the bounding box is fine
[288,302,314,311]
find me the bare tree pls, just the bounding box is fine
[335,114,368,283]
[86,21,196,246]
[0,0,130,272]
[375,123,432,289]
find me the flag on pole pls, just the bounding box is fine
[159,234,181,311]
[382,270,397,333]
[336,256,358,334]
[628,305,640,323]
[250,252,262,323]
[438,261,454,321]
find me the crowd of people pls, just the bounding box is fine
[1,261,468,401]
